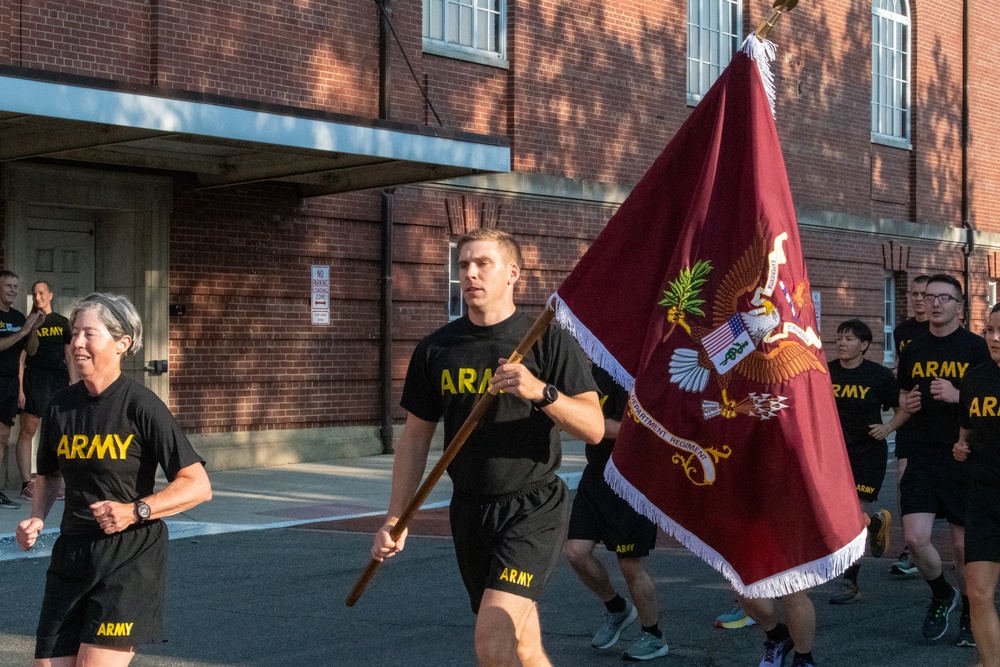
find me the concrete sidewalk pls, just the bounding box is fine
[0,440,589,560]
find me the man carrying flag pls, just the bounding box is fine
[371,228,603,667]
[548,27,863,667]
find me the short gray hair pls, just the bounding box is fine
[71,293,144,358]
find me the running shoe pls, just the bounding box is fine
[889,550,919,577]
[622,631,669,661]
[828,580,860,605]
[18,480,33,500]
[790,655,816,667]
[923,586,959,641]
[759,635,793,667]
[592,600,637,650]
[715,605,756,629]
[0,491,21,509]
[956,615,975,647]
[868,509,891,558]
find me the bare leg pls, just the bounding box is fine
[15,412,39,485]
[37,644,135,667]
[0,422,11,481]
[950,523,967,595]
[476,588,551,667]
[967,561,1000,667]
[783,591,815,653]
[619,557,659,627]
[739,595,778,631]
[565,539,616,602]
[903,512,943,579]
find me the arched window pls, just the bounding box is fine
[871,0,911,147]
[687,0,742,105]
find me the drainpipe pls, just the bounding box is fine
[962,0,974,327]
[378,0,395,454]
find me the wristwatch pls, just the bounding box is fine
[133,500,152,523]
[533,383,559,409]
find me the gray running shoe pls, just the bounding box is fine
[0,491,20,509]
[622,630,669,661]
[592,600,637,650]
[759,635,793,667]
[922,586,959,641]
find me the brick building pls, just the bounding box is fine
[0,0,996,473]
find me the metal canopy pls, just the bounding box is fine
[0,70,510,197]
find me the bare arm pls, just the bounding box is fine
[491,358,606,444]
[0,311,44,353]
[371,413,438,561]
[90,462,212,534]
[15,472,62,550]
[869,407,910,442]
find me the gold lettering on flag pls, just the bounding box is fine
[628,391,731,486]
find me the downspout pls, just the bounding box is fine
[961,0,974,327]
[378,0,395,454]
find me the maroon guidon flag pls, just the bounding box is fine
[550,36,864,597]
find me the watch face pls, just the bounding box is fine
[544,384,558,404]
[136,501,151,520]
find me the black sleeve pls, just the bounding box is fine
[137,392,205,480]
[540,327,599,398]
[400,340,444,423]
[879,367,900,410]
[959,373,973,430]
[897,345,915,391]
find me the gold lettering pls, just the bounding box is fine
[985,396,998,417]
[832,384,841,397]
[970,398,981,418]
[70,435,88,459]
[499,568,509,582]
[925,361,940,377]
[912,363,925,378]
[441,370,457,395]
[86,434,117,460]
[940,361,957,377]
[843,386,859,399]
[56,435,70,458]
[97,623,107,636]
[477,368,493,394]
[958,362,970,377]
[458,368,477,394]
[858,386,870,399]
[114,434,134,459]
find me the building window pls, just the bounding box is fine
[448,241,464,320]
[871,0,911,147]
[884,272,896,364]
[686,0,742,105]
[423,0,508,68]
[990,279,998,310]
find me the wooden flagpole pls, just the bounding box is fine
[346,307,556,607]
[754,0,798,40]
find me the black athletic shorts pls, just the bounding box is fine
[899,446,967,526]
[894,435,914,460]
[36,521,168,659]
[0,376,18,426]
[965,484,1000,564]
[568,464,658,558]
[450,476,568,614]
[23,367,70,417]
[847,441,889,503]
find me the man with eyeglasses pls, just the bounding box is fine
[897,274,990,646]
[889,274,931,578]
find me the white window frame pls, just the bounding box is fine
[884,272,896,364]
[990,279,998,310]
[686,0,742,106]
[871,0,911,148]
[448,240,465,320]
[423,0,508,69]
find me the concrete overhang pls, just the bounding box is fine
[0,68,510,197]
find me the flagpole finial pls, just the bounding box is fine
[754,0,798,40]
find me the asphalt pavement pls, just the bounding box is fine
[0,443,985,666]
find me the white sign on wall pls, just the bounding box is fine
[311,265,330,326]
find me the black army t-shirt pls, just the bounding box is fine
[829,358,898,455]
[897,327,991,448]
[39,374,205,536]
[402,310,597,497]
[959,361,1000,487]
[26,312,71,370]
[586,365,628,470]
[0,307,27,377]
[894,317,930,358]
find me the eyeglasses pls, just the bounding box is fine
[923,293,960,304]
